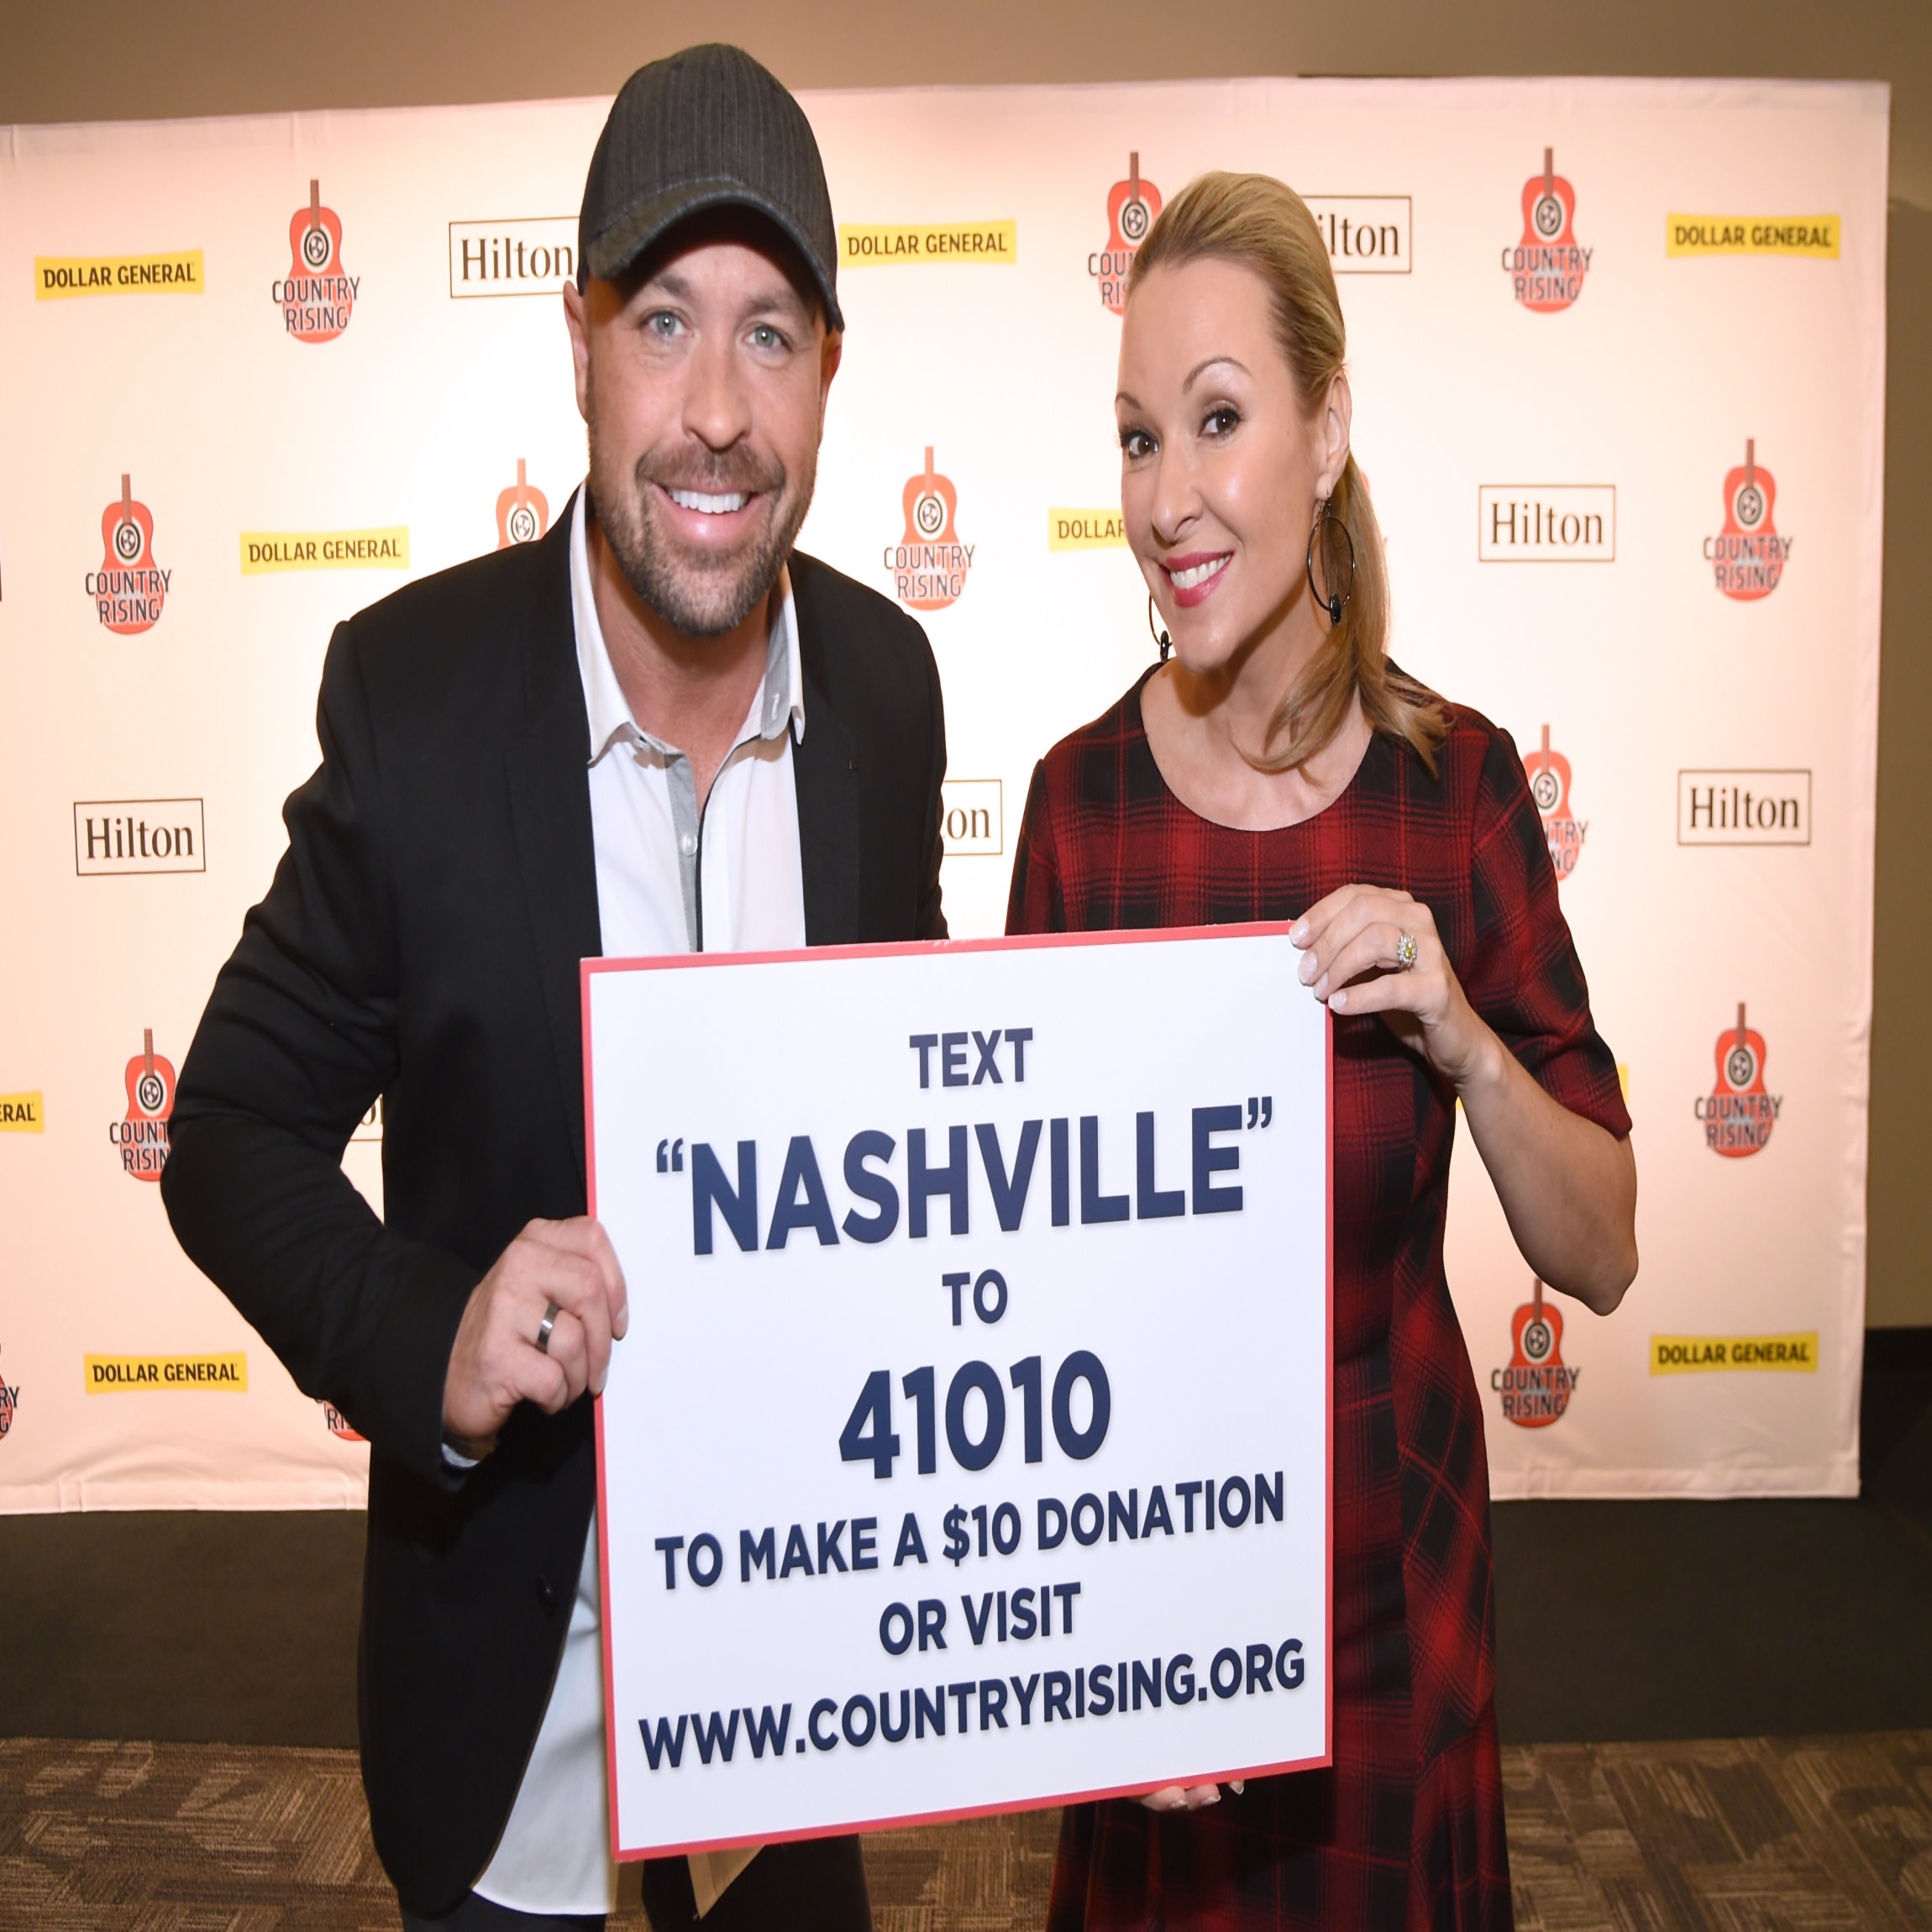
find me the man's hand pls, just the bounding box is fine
[442,1218,629,1453]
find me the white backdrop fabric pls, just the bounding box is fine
[0,76,1888,1509]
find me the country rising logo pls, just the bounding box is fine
[1091,155,1162,313]
[1707,440,1789,600]
[86,475,169,633]
[496,460,551,549]
[1504,148,1590,312]
[320,1399,366,1441]
[1698,1002,1779,1158]
[0,1345,15,1441]
[1493,1278,1578,1427]
[113,1029,174,1181]
[888,450,974,612]
[1525,725,1587,879]
[274,180,358,343]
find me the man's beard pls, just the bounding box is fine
[586,391,816,639]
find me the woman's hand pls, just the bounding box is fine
[1289,885,1500,1092]
[1290,881,1638,1314]
[1138,1780,1245,1812]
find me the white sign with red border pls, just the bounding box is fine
[586,927,1331,1858]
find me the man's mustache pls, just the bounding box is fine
[635,448,786,499]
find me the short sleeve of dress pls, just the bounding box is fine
[1462,727,1631,1139]
[1005,760,1067,936]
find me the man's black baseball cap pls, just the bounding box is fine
[578,44,843,332]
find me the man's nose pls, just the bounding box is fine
[682,335,753,451]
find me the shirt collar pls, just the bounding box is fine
[569,486,805,766]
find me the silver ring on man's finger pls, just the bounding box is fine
[1395,931,1419,972]
[534,1299,562,1354]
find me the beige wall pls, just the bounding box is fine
[4,0,1927,1325]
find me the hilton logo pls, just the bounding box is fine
[1478,486,1615,562]
[74,799,205,876]
[448,218,578,298]
[1677,770,1810,846]
[1303,197,1411,275]
[939,780,1003,857]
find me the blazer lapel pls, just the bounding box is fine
[790,554,861,946]
[505,498,601,1190]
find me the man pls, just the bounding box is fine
[161,45,945,1932]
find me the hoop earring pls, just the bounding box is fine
[1306,496,1357,629]
[1147,591,1171,664]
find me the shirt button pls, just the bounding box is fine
[535,1575,557,1615]
[679,832,697,858]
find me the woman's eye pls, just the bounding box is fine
[1120,428,1155,459]
[1203,405,1241,438]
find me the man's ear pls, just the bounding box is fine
[564,278,592,424]
[818,328,843,433]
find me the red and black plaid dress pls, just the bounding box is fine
[1006,672,1630,1932]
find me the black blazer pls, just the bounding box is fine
[160,501,947,1915]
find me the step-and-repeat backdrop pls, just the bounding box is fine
[0,77,1887,1508]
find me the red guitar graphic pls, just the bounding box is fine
[1705,1000,1775,1157]
[1510,148,1585,313]
[894,449,970,612]
[1095,153,1162,313]
[279,179,354,344]
[0,1345,15,1441]
[1713,438,1783,601]
[93,474,165,635]
[118,1028,176,1182]
[1501,1278,1570,1427]
[1524,723,1585,879]
[496,459,550,549]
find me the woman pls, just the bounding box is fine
[1007,173,1637,1930]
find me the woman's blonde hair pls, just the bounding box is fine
[1128,171,1448,777]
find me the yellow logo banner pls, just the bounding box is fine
[1667,217,1840,259]
[0,1093,44,1132]
[36,252,206,299]
[84,1352,249,1392]
[1650,1333,1819,1374]
[1048,509,1127,552]
[840,222,1017,266]
[240,529,410,575]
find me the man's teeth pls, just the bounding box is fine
[1169,557,1229,591]
[669,489,749,514]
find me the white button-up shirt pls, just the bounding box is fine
[475,487,806,1914]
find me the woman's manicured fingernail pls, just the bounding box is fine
[1313,974,1329,999]
[1298,951,1319,984]
[1289,922,1309,945]
[1331,989,1349,1011]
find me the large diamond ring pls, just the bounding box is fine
[534,1299,563,1354]
[1394,932,1419,972]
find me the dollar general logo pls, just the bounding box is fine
[0,1094,44,1132]
[240,528,409,574]
[274,181,359,343]
[1651,1333,1817,1373]
[1047,509,1126,552]
[887,450,974,611]
[1667,215,1839,259]
[1524,725,1587,879]
[35,250,204,300]
[839,221,1016,267]
[1091,155,1162,313]
[87,475,170,633]
[496,460,550,549]
[1504,148,1590,312]
[1706,440,1790,600]
[1698,1002,1779,1158]
[85,1353,248,1392]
